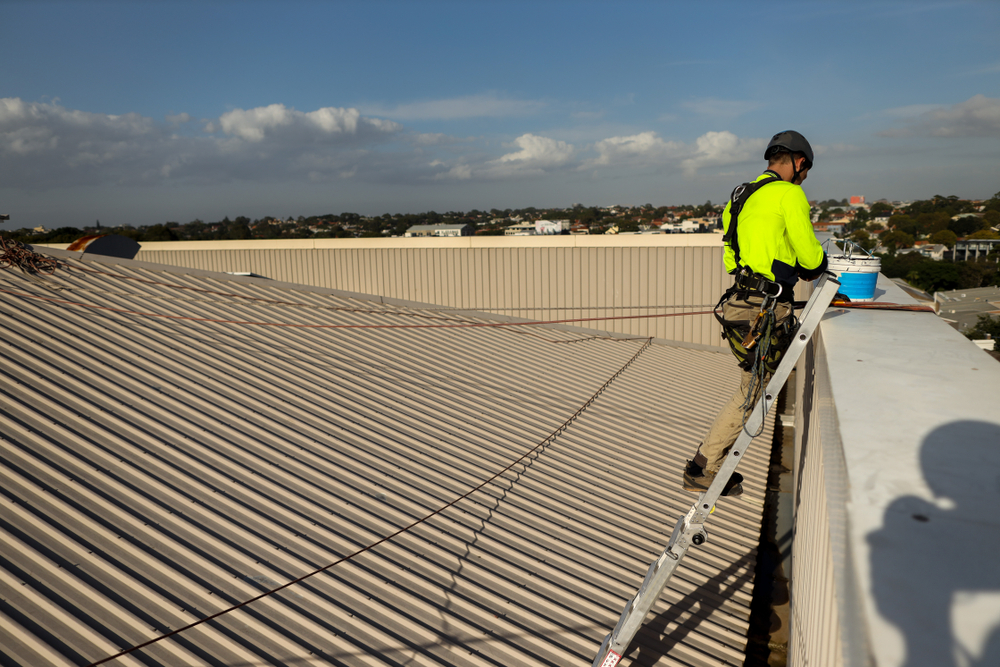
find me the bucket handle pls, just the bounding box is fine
[823,237,875,260]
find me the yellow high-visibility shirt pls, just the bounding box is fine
[722,171,827,288]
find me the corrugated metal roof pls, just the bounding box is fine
[0,247,771,667]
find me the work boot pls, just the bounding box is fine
[682,460,744,496]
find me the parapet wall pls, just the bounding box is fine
[790,274,1000,667]
[131,235,731,348]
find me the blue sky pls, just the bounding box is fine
[1,0,998,228]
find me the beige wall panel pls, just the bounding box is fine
[136,239,729,347]
[790,347,845,667]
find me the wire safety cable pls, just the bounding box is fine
[82,336,654,667]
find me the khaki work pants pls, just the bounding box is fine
[694,295,792,474]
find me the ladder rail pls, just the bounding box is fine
[591,273,841,667]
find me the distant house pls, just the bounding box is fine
[898,243,947,261]
[813,221,845,235]
[404,224,472,238]
[951,238,1000,261]
[661,220,702,233]
[569,222,590,235]
[534,219,569,235]
[504,222,537,236]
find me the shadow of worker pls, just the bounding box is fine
[868,420,1000,667]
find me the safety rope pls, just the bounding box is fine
[0,286,714,330]
[83,336,653,667]
[1,247,717,327]
[740,304,775,438]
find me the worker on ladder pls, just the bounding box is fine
[682,130,829,497]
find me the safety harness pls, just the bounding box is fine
[721,170,782,269]
[715,172,798,432]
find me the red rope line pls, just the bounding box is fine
[0,287,713,330]
[58,262,708,318]
[83,337,653,666]
[830,300,934,312]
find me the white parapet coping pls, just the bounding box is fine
[818,273,1000,667]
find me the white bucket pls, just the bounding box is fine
[823,240,881,302]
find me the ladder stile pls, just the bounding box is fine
[591,273,840,666]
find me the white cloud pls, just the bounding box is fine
[363,94,545,121]
[0,98,406,188]
[681,131,764,175]
[435,164,472,180]
[430,133,576,182]
[581,130,764,175]
[585,131,685,168]
[496,133,574,166]
[0,97,774,192]
[880,95,1000,138]
[214,104,398,142]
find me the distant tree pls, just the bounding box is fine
[906,194,972,217]
[947,216,979,236]
[888,214,920,237]
[870,201,894,216]
[917,211,950,234]
[618,220,640,233]
[982,210,1000,229]
[848,208,871,231]
[225,218,251,240]
[957,260,998,289]
[879,251,927,279]
[983,191,1000,213]
[929,229,958,248]
[849,229,877,252]
[905,261,961,292]
[142,224,178,242]
[882,230,915,250]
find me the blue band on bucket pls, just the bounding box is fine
[837,272,879,300]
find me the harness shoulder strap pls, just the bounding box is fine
[723,171,782,267]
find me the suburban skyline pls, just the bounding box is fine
[2,0,999,229]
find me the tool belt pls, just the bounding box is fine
[715,271,796,373]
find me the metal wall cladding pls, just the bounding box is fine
[789,337,861,667]
[136,241,731,348]
[1,248,771,667]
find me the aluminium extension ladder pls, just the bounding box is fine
[591,272,842,667]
